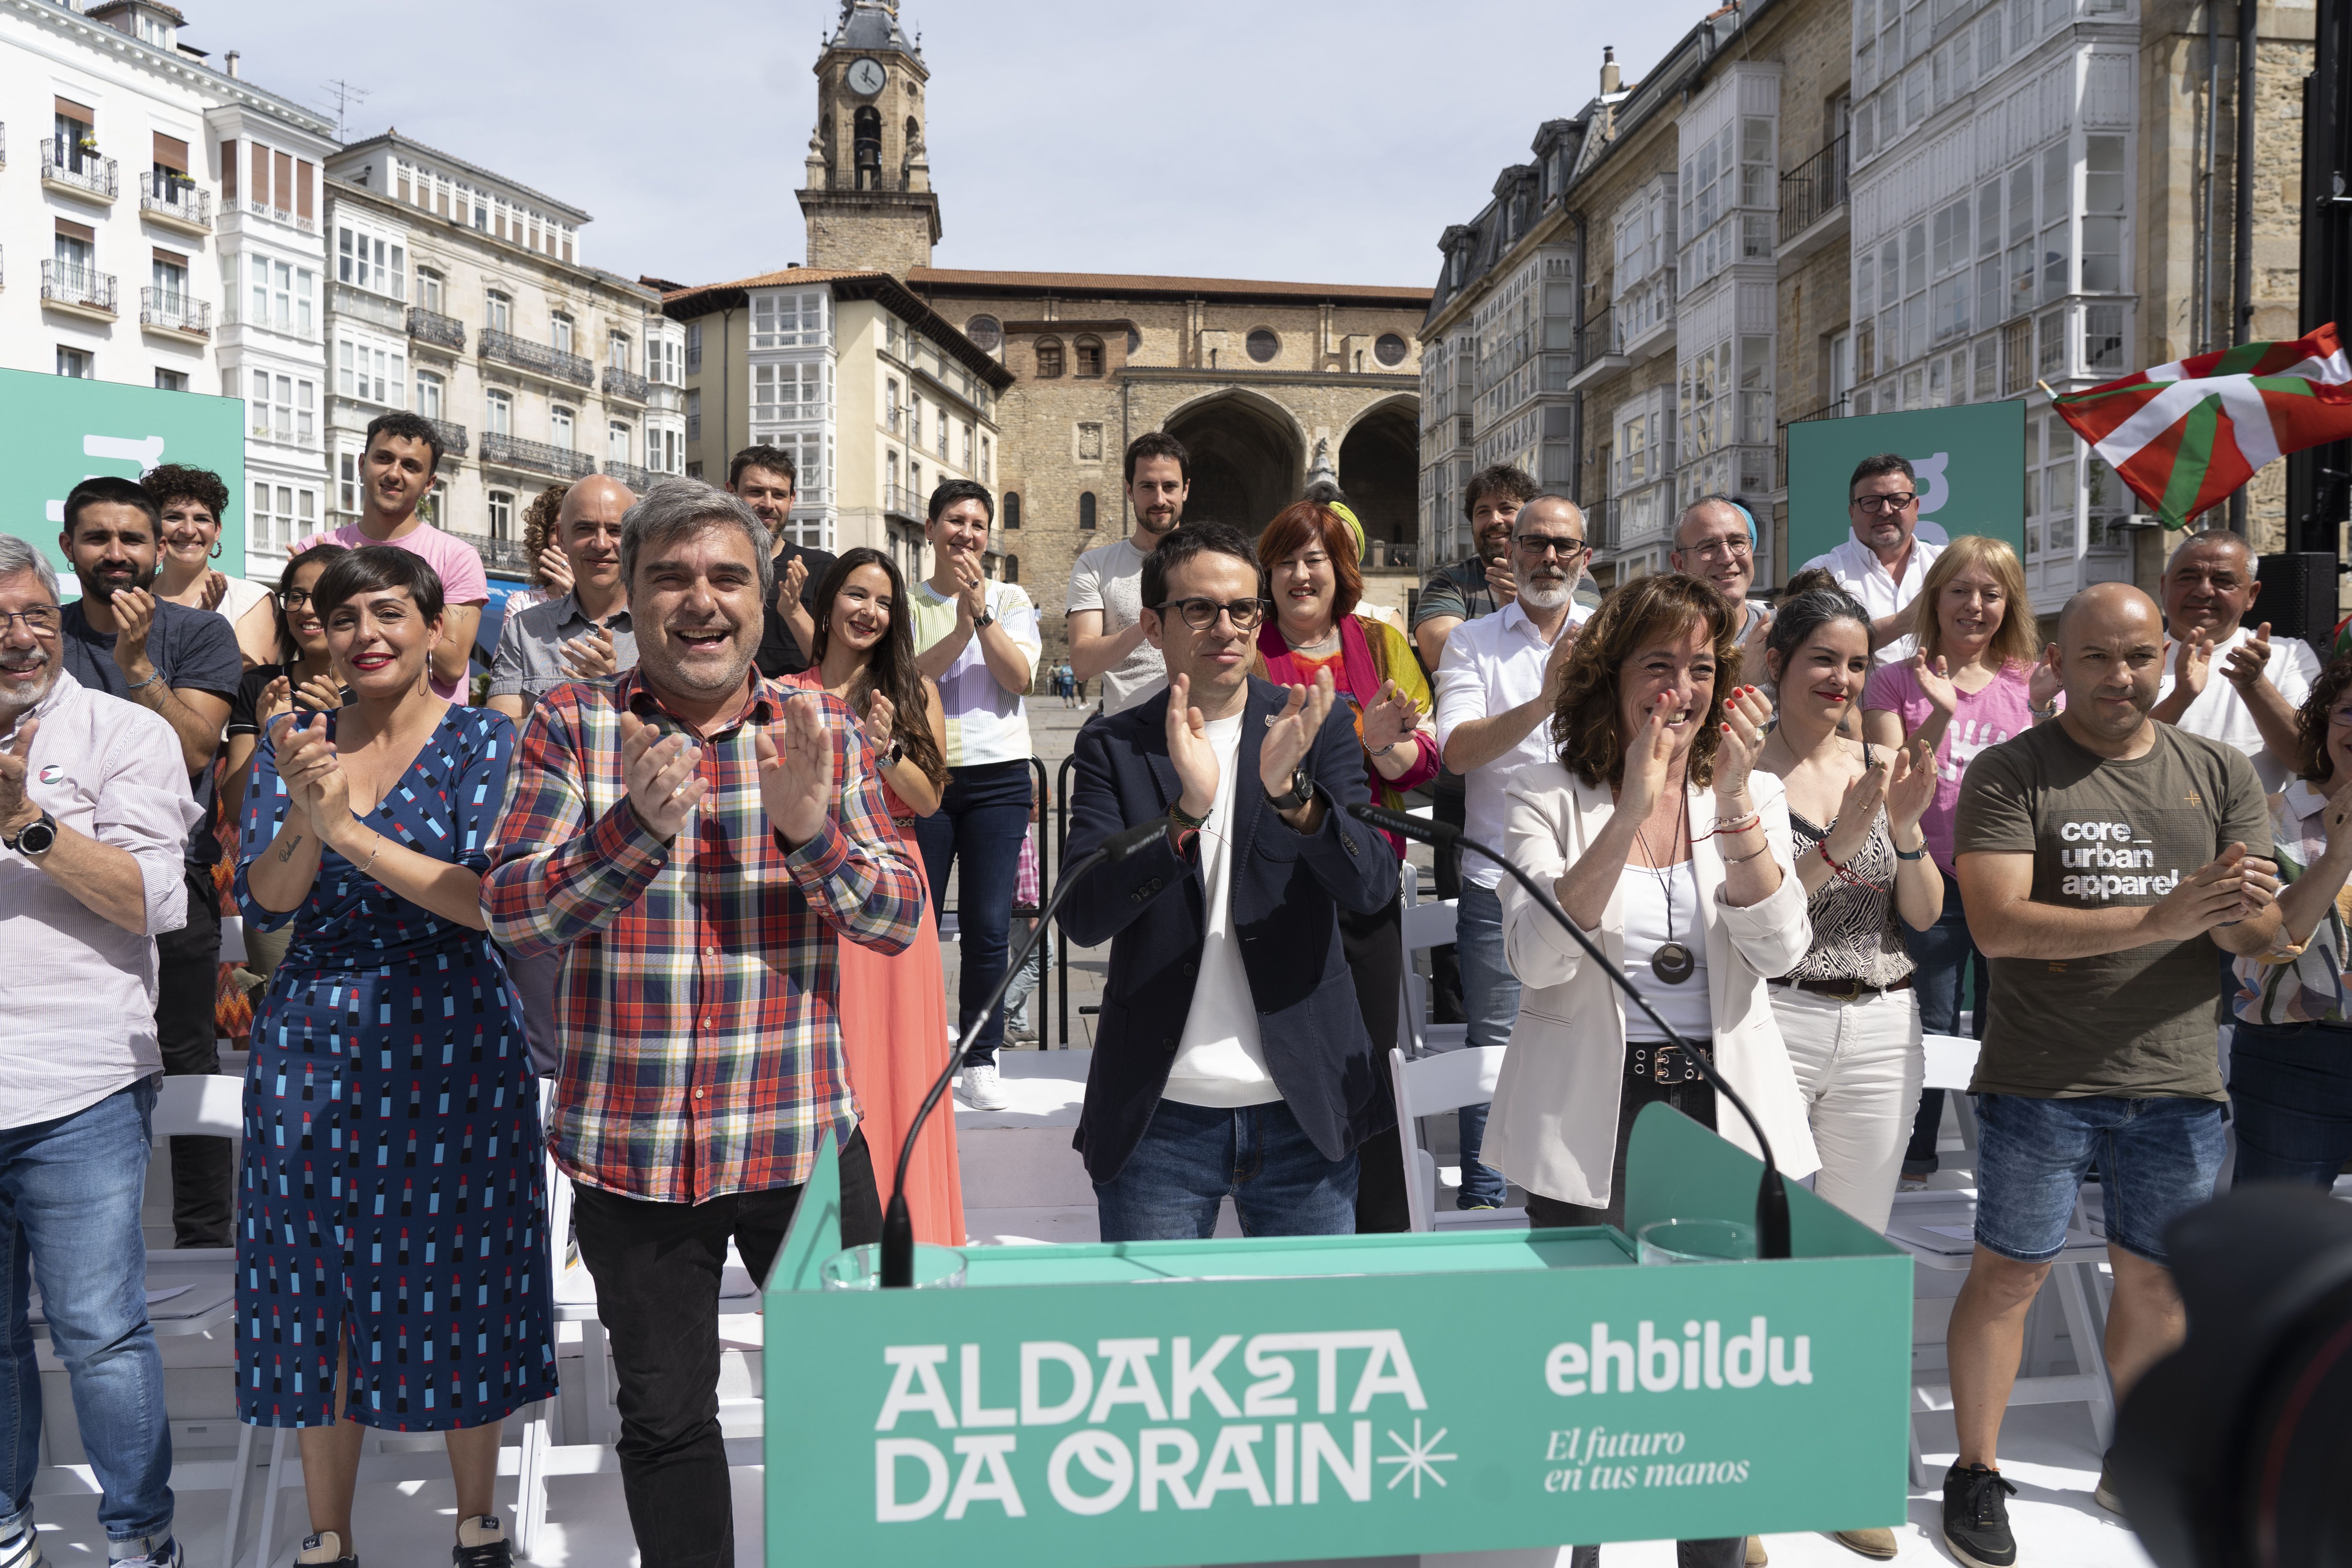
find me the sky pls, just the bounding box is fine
[182,0,1704,292]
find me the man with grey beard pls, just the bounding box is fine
[0,534,202,1568]
[1428,494,1592,1209]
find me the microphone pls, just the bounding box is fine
[1353,801,1792,1259]
[880,812,1171,1285]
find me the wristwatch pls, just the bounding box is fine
[972,609,996,630]
[5,809,57,856]
[1266,765,1314,814]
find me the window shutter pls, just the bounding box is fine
[221,139,237,199]
[54,96,93,123]
[251,143,269,206]
[152,132,190,171]
[273,151,293,210]
[55,219,95,243]
[153,247,187,267]
[296,161,315,219]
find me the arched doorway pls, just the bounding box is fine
[1339,399,1420,568]
[1164,393,1303,536]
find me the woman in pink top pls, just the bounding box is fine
[1861,534,2056,1180]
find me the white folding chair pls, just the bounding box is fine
[1388,1046,1526,1233]
[1396,895,1465,1060]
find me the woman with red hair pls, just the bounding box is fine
[1255,500,1438,1231]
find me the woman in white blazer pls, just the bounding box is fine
[1486,572,1822,1231]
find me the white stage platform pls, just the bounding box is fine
[21,1050,2153,1568]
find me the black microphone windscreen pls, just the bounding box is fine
[1100,815,1173,864]
[1350,801,1451,845]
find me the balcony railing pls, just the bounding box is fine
[422,418,469,460]
[42,138,117,200]
[601,366,649,402]
[1361,539,1419,572]
[331,282,405,333]
[885,484,923,520]
[407,307,465,351]
[1586,497,1618,554]
[41,260,117,315]
[139,170,211,229]
[1778,133,1849,241]
[140,287,210,336]
[481,328,593,388]
[480,431,597,480]
[449,529,533,577]
[604,460,656,491]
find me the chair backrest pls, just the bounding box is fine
[219,914,248,966]
[1398,898,1458,957]
[151,1072,242,1140]
[1922,1033,1981,1093]
[1395,1044,1506,1119]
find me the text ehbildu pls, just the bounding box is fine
[1544,1317,1812,1396]
[869,1332,1427,1523]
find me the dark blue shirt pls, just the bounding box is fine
[59,596,242,865]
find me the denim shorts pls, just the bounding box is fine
[1973,1092,2225,1265]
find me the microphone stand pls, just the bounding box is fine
[1352,801,1791,1259]
[881,814,1171,1286]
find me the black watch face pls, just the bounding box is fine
[18,816,56,854]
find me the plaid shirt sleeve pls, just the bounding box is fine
[778,699,921,959]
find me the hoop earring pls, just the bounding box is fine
[209,543,223,559]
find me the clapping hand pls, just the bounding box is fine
[535,545,575,598]
[2221,621,2275,693]
[559,623,620,681]
[2146,842,2256,941]
[1360,678,1419,754]
[952,554,988,622]
[1911,652,1958,716]
[197,569,230,613]
[778,553,809,613]
[1538,618,1582,704]
[1712,685,1774,799]
[270,711,350,834]
[2234,853,2282,923]
[1834,752,1894,838]
[293,668,345,713]
[1260,666,1337,801]
[0,720,39,839]
[1484,556,1519,606]
[1886,745,1938,835]
[861,687,898,756]
[2029,650,2063,715]
[754,693,835,848]
[109,587,158,682]
[619,710,706,842]
[2171,634,2215,699]
[255,676,294,733]
[1618,695,1680,824]
[1165,673,1219,821]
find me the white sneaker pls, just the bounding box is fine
[956,1061,1011,1111]
[107,1540,180,1568]
[2,1521,47,1568]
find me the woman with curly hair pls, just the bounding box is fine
[2227,653,2352,1186]
[783,547,963,1242]
[503,484,575,616]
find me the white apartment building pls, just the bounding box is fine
[0,0,333,568]
[1847,0,2141,606]
[319,132,665,580]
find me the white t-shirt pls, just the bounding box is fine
[214,572,273,637]
[1802,534,1945,664]
[1431,600,1594,888]
[1619,858,1713,1044]
[1067,536,1167,715]
[909,578,1042,767]
[2155,623,2323,794]
[1160,714,1281,1108]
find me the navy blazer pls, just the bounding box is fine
[1056,677,1399,1184]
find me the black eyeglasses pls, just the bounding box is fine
[277,588,314,609]
[1850,492,1918,514]
[1155,596,1273,632]
[0,607,61,636]
[1514,534,1590,558]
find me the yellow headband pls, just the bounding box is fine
[1329,501,1364,559]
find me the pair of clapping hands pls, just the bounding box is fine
[615,698,841,848]
[2167,621,2284,700]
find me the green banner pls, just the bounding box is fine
[0,367,247,576]
[763,1110,1914,1564]
[1786,402,2026,569]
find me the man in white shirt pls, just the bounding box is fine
[2149,529,2320,793]
[1802,454,1945,663]
[1066,432,1190,716]
[1432,494,1594,1208]
[1057,523,1397,1239]
[0,536,202,1568]
[1671,495,1773,666]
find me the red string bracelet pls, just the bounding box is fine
[1695,812,1761,842]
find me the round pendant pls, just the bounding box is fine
[1651,941,1696,985]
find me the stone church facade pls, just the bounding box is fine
[783,1,1432,666]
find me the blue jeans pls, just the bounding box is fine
[913,760,1031,1068]
[2229,1020,2352,1188]
[1900,876,1988,1174]
[1973,1092,2225,1265]
[1003,921,1049,1034]
[1449,881,1515,1207]
[1,1079,173,1549]
[1095,1099,1358,1241]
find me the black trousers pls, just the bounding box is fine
[1342,888,1411,1233]
[156,861,230,1247]
[572,1128,883,1568]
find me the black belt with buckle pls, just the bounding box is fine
[1628,1041,1714,1084]
[1771,975,1916,1002]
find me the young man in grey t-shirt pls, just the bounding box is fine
[1066,432,1188,715]
[1938,582,2280,1568]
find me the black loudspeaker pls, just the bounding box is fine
[2257,551,2342,654]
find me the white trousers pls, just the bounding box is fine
[1769,984,1925,1234]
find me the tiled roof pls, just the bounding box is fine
[905,267,1431,306]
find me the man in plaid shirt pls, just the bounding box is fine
[482,480,918,1568]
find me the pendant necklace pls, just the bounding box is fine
[1634,791,1696,985]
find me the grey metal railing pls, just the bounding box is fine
[407,307,465,351]
[1778,134,1849,242]
[41,138,116,199]
[482,328,593,387]
[423,418,469,460]
[601,366,649,402]
[604,460,655,491]
[139,170,210,226]
[481,431,596,480]
[42,260,116,313]
[140,287,209,335]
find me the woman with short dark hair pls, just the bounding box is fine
[235,545,553,1568]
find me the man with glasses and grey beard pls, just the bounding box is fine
[1803,452,1945,664]
[1430,494,1594,1210]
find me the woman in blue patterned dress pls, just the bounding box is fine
[236,545,553,1568]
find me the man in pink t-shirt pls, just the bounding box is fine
[295,412,487,700]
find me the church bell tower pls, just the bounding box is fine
[798,0,940,276]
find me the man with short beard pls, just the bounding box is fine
[728,445,837,680]
[482,480,920,1568]
[1067,431,1190,715]
[1430,493,1593,1209]
[0,534,203,1568]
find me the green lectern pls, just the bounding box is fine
[763,1105,1911,1564]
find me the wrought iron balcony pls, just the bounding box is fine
[604,461,655,492]
[139,170,211,230]
[1778,134,1849,243]
[601,366,649,402]
[42,260,118,316]
[480,431,597,481]
[481,328,593,388]
[407,307,465,351]
[423,418,469,460]
[41,139,116,201]
[885,484,923,522]
[140,287,210,336]
[448,530,532,577]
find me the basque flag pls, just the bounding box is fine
[2050,322,2352,527]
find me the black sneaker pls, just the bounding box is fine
[452,1516,512,1568]
[2094,1449,2124,1514]
[1943,1462,2018,1568]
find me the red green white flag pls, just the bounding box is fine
[2049,322,2352,528]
